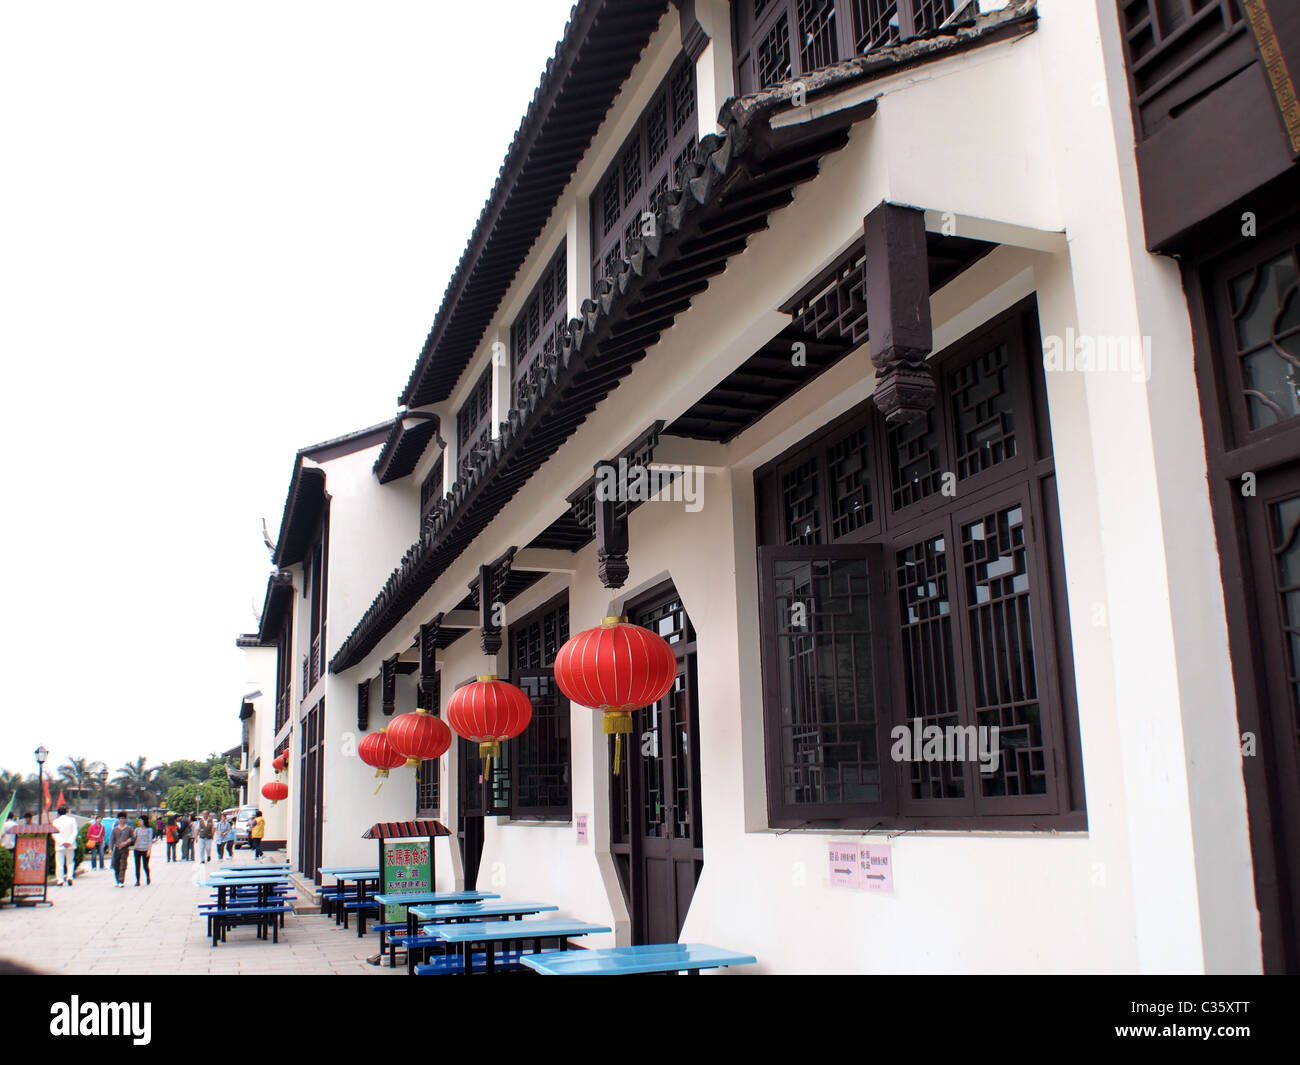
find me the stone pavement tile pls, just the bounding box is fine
[0,845,401,976]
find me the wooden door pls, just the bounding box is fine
[611,586,703,944]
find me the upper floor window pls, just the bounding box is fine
[732,0,962,94]
[274,610,292,733]
[420,454,444,525]
[507,593,572,820]
[1115,0,1249,140]
[754,299,1085,829]
[510,240,568,409]
[591,55,697,291]
[456,366,493,478]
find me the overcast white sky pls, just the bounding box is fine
[0,1,579,780]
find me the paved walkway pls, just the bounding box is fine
[0,845,399,975]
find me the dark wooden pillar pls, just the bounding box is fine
[381,656,397,716]
[594,460,630,589]
[864,202,934,424]
[477,564,503,655]
[419,616,442,711]
[356,680,370,732]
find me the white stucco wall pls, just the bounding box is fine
[297,0,1260,972]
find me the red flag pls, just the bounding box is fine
[42,778,51,818]
[55,790,66,809]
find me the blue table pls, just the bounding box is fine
[319,868,380,928]
[405,901,559,974]
[372,891,500,966]
[200,875,289,909]
[430,918,611,975]
[519,943,757,976]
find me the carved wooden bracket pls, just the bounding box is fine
[864,202,934,425]
[468,549,517,655]
[565,421,665,589]
[381,655,398,716]
[357,680,370,732]
[418,614,443,710]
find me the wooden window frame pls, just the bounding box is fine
[506,591,573,822]
[755,297,1086,830]
[456,366,494,479]
[419,455,445,525]
[510,241,569,410]
[590,54,698,291]
[731,0,962,95]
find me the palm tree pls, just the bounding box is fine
[113,758,157,811]
[0,769,23,814]
[58,757,106,814]
[89,764,110,814]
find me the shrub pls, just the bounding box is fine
[75,823,89,871]
[0,845,12,898]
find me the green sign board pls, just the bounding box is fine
[381,838,432,922]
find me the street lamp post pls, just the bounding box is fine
[34,745,48,821]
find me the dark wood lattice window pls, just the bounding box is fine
[416,757,440,819]
[1115,0,1253,141]
[456,366,493,478]
[733,0,962,94]
[274,610,292,734]
[591,55,698,291]
[507,593,572,820]
[419,454,444,524]
[755,298,1085,828]
[510,241,569,409]
[1225,242,1300,432]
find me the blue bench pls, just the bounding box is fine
[413,949,550,975]
[519,943,757,975]
[431,919,611,975]
[210,904,294,946]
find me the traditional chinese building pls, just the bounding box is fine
[242,0,1300,972]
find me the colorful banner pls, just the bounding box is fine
[381,838,431,922]
[13,835,48,899]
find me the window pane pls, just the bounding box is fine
[782,459,822,544]
[950,343,1017,480]
[896,534,964,799]
[772,556,880,806]
[1229,249,1300,430]
[889,408,942,509]
[960,504,1047,797]
[827,426,873,538]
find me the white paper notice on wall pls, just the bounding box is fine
[828,842,860,888]
[575,814,588,844]
[828,840,894,894]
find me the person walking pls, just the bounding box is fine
[1,809,17,853]
[109,812,133,888]
[186,814,199,861]
[249,810,266,859]
[197,810,214,863]
[164,817,178,862]
[86,817,105,870]
[217,815,235,859]
[132,815,153,886]
[53,805,78,886]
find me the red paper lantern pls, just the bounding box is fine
[387,708,452,768]
[554,616,677,773]
[357,729,406,779]
[272,754,285,773]
[446,676,532,780]
[261,781,288,805]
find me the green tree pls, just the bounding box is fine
[166,783,198,815]
[113,758,158,810]
[198,764,235,813]
[57,757,106,814]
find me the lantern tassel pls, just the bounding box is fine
[603,711,634,776]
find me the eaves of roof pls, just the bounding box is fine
[373,412,442,484]
[331,1,1039,675]
[255,571,295,646]
[399,0,671,409]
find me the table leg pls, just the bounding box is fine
[463,941,472,976]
